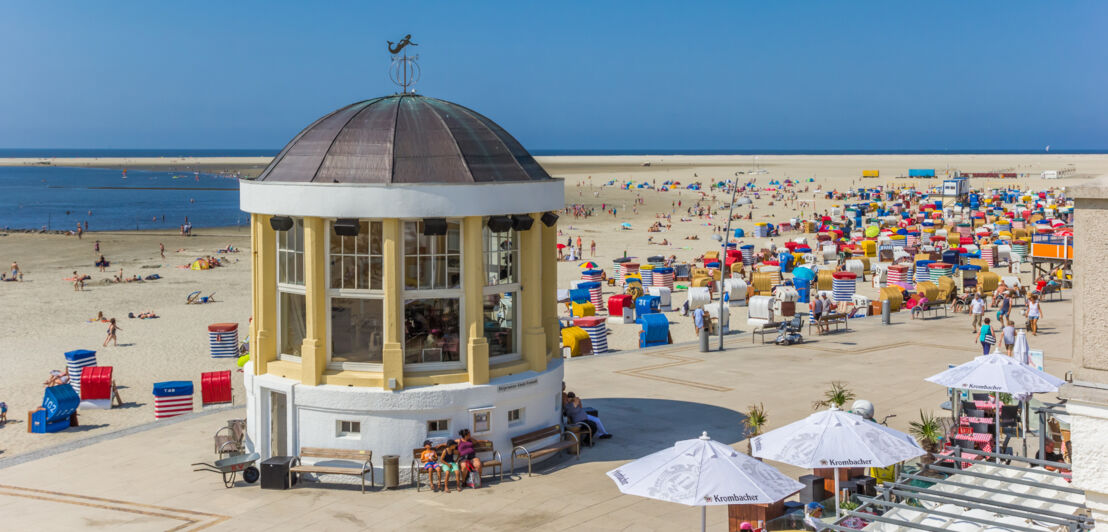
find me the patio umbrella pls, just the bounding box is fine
[1011,330,1036,455]
[751,407,924,518]
[925,352,1064,457]
[607,432,803,532]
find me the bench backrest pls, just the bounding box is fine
[511,426,562,447]
[473,439,495,454]
[300,447,372,461]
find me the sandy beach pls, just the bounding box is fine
[0,154,1101,459]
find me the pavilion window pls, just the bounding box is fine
[483,223,520,363]
[276,217,305,360]
[328,221,385,367]
[402,220,463,367]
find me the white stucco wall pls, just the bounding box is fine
[1066,399,1108,523]
[245,360,566,482]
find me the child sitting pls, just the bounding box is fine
[419,440,441,490]
[438,439,462,493]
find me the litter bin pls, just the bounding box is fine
[383,455,400,489]
[260,456,298,490]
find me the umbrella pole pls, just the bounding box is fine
[1022,400,1029,457]
[701,505,706,532]
[834,468,841,518]
[995,392,1001,457]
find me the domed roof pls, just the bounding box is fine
[256,94,551,184]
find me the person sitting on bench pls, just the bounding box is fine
[911,294,929,319]
[564,392,612,440]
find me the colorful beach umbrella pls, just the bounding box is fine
[579,261,599,269]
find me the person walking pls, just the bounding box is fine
[1002,320,1017,356]
[970,294,985,332]
[1026,294,1042,336]
[997,292,1012,323]
[103,318,120,347]
[590,240,596,257]
[159,242,165,260]
[978,317,995,355]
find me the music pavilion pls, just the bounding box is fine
[239,94,565,472]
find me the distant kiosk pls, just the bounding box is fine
[942,177,969,202]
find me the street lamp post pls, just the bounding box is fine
[718,172,744,351]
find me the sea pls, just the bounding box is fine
[0,148,1103,231]
[0,149,275,232]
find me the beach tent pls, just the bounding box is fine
[190,259,211,270]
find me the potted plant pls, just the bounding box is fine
[743,403,768,455]
[813,381,856,410]
[909,410,943,473]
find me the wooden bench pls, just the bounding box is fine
[290,447,373,492]
[809,313,848,335]
[563,420,594,449]
[751,321,782,344]
[409,440,504,491]
[472,439,504,481]
[510,425,580,477]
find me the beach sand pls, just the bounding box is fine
[0,154,1102,458]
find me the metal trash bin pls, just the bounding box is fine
[260,456,298,490]
[383,455,400,489]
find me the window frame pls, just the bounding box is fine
[336,420,361,439]
[481,287,521,364]
[427,418,450,437]
[402,220,466,371]
[326,220,387,371]
[507,407,525,427]
[276,220,306,361]
[469,406,495,436]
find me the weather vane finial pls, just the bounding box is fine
[388,34,420,93]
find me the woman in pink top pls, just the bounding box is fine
[457,429,483,488]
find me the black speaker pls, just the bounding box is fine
[487,216,512,233]
[798,474,826,504]
[510,214,534,231]
[334,218,360,237]
[269,216,293,232]
[422,218,447,236]
[540,211,559,227]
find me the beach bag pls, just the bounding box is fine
[982,334,996,346]
[468,469,481,488]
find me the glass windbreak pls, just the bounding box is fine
[279,291,306,357]
[403,298,460,364]
[330,298,384,363]
[483,292,516,358]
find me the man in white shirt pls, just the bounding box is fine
[970,294,985,332]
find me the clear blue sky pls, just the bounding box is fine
[1,1,1105,151]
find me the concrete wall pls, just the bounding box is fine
[246,359,565,482]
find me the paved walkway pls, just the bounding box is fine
[0,299,1075,531]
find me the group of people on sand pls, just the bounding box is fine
[1,261,22,281]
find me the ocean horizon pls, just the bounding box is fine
[2,148,1108,158]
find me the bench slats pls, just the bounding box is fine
[300,447,371,461]
[511,426,561,447]
[291,465,366,475]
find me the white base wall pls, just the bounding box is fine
[1066,399,1108,526]
[244,359,565,483]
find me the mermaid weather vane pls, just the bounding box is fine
[388,34,420,93]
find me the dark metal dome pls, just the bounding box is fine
[256,94,551,184]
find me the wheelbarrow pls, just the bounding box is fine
[192,452,260,488]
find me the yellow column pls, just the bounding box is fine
[381,219,405,391]
[463,217,490,384]
[299,217,327,385]
[520,219,547,372]
[254,214,277,375]
[540,215,558,359]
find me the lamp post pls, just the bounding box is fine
[718,171,744,351]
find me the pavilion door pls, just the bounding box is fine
[270,390,288,457]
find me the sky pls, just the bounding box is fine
[1,1,1105,151]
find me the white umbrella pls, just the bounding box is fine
[1013,330,1031,366]
[925,352,1064,457]
[607,432,803,532]
[751,407,924,517]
